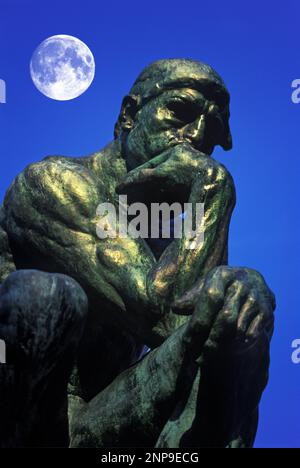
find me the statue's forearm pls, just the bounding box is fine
[173,163,236,297]
[148,160,236,304]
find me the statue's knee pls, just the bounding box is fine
[0,270,88,335]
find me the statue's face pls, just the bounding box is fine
[123,85,230,170]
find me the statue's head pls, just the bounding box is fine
[114,59,232,170]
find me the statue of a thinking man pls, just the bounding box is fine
[0,59,275,448]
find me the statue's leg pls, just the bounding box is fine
[155,333,271,448]
[0,270,88,447]
[69,322,197,448]
[70,320,271,448]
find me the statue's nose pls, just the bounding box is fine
[183,103,223,149]
[183,114,206,148]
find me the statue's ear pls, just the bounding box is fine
[114,95,140,139]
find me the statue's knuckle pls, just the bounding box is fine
[208,266,219,278]
[248,294,257,305]
[206,286,220,302]
[212,265,228,279]
[211,265,221,276]
[247,267,262,279]
[222,309,236,325]
[222,308,231,318]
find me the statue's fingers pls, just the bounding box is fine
[200,281,247,363]
[184,278,234,363]
[145,151,172,167]
[245,314,264,341]
[117,152,172,192]
[237,294,258,337]
[116,168,158,193]
[172,267,226,316]
[212,265,236,282]
[246,301,274,340]
[204,269,227,307]
[171,278,206,315]
[182,289,220,360]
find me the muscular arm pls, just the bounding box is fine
[117,143,236,306]
[147,145,236,301]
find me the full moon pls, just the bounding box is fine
[30,35,95,101]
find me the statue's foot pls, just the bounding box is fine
[0,270,88,447]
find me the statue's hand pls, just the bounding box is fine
[117,143,219,195]
[173,266,276,363]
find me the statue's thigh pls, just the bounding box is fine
[69,327,199,448]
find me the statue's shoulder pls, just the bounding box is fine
[3,141,125,229]
[3,154,102,224]
[20,140,125,197]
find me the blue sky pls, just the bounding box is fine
[0,0,299,447]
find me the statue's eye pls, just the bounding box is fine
[166,100,200,124]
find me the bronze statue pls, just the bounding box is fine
[0,59,275,448]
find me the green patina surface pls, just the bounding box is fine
[0,59,275,448]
